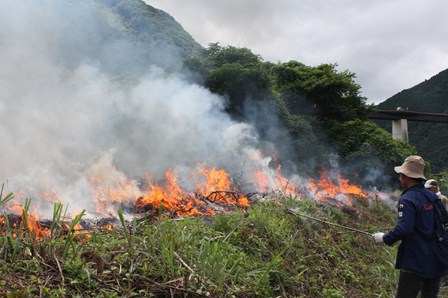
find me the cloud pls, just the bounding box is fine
[148,0,448,103]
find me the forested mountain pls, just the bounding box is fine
[377,69,448,113]
[96,0,203,71]
[44,0,203,75]
[376,69,448,172]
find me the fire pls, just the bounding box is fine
[308,169,367,206]
[89,173,141,216]
[196,165,232,196]
[27,214,51,239]
[137,169,201,215]
[1,157,373,241]
[275,165,297,195]
[134,164,249,217]
[1,162,255,240]
[253,165,297,195]
[0,199,92,240]
[40,189,62,203]
[255,170,269,192]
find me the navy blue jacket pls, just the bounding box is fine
[383,184,446,279]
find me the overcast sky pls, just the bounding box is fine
[146,0,448,104]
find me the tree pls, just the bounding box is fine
[272,60,416,184]
[325,119,416,186]
[184,44,271,116]
[185,47,415,183]
[273,61,371,121]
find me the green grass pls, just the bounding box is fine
[0,194,432,297]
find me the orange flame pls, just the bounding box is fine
[137,169,203,215]
[133,164,249,216]
[196,165,232,196]
[255,170,269,192]
[308,169,367,206]
[253,164,297,196]
[275,164,297,195]
[1,158,373,241]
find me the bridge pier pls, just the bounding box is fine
[392,119,409,142]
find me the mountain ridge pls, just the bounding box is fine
[377,69,448,172]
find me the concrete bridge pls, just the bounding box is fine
[369,108,448,142]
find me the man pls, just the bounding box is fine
[425,179,448,209]
[372,155,446,298]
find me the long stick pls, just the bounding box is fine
[286,209,372,236]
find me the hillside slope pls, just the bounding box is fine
[95,0,203,72]
[376,69,448,172]
[31,0,202,76]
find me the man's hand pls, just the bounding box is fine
[372,232,385,244]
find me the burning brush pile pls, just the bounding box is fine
[0,161,384,241]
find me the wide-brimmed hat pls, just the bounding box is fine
[424,179,438,188]
[394,155,426,179]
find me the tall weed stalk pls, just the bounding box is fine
[0,187,17,261]
[51,202,64,239]
[62,210,85,258]
[21,198,32,239]
[196,240,234,287]
[149,220,183,281]
[1,213,19,262]
[118,209,133,253]
[0,184,14,207]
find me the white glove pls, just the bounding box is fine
[372,232,385,244]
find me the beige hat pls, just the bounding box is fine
[394,155,426,179]
[424,179,438,188]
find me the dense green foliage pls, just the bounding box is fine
[1,195,414,297]
[378,69,448,113]
[324,120,417,185]
[185,43,272,116]
[273,61,370,122]
[376,69,448,172]
[185,44,415,184]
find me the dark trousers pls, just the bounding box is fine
[396,270,441,298]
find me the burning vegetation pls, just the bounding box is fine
[0,161,380,242]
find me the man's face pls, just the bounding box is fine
[399,173,410,189]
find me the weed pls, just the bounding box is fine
[0,195,399,297]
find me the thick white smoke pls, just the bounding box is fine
[0,0,280,217]
[0,0,387,218]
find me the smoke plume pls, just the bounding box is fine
[0,0,286,217]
